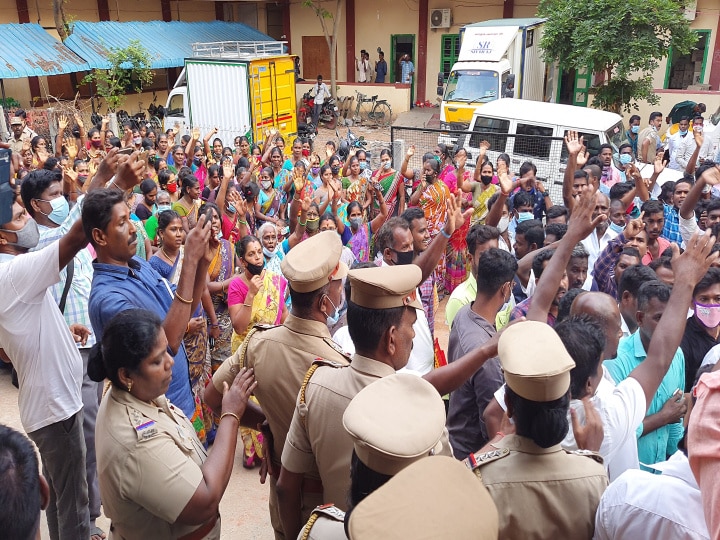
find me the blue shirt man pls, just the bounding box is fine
[375,54,388,83]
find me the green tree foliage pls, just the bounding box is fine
[538,0,697,113]
[82,40,154,111]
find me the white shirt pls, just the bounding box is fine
[356,59,367,83]
[668,130,692,171]
[0,242,83,432]
[312,82,330,105]
[594,452,710,540]
[582,226,618,278]
[494,366,645,481]
[701,343,720,368]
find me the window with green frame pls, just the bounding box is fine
[665,30,710,89]
[440,34,460,83]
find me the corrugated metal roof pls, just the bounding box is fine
[64,21,276,70]
[0,23,90,78]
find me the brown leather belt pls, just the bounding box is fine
[177,514,219,540]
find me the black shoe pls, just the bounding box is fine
[11,367,18,389]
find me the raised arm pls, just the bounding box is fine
[286,196,309,250]
[400,145,416,180]
[203,127,217,157]
[630,232,718,409]
[527,185,602,322]
[368,183,388,233]
[485,161,512,227]
[686,129,704,177]
[562,131,585,213]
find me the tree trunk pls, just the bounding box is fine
[53,0,68,41]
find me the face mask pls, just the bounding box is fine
[392,248,415,266]
[608,221,625,234]
[359,162,368,170]
[497,215,509,234]
[349,216,363,229]
[425,174,435,183]
[193,157,202,166]
[306,217,320,231]
[311,167,320,176]
[90,140,102,149]
[167,183,177,194]
[631,125,639,134]
[302,149,310,157]
[261,180,272,190]
[263,246,277,258]
[157,204,172,214]
[517,211,534,223]
[695,125,704,133]
[245,260,265,276]
[324,294,341,326]
[227,203,236,214]
[133,137,142,145]
[480,174,493,185]
[619,153,633,166]
[695,302,720,328]
[382,161,391,170]
[679,130,688,136]
[331,166,340,175]
[0,218,40,250]
[77,174,88,185]
[40,196,69,226]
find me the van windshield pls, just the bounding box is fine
[605,121,626,151]
[444,70,499,103]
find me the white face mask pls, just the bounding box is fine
[497,216,509,233]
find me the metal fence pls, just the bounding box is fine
[390,125,569,205]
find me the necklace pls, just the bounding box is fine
[160,246,177,262]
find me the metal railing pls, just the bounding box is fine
[191,41,287,59]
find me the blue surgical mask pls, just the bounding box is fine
[227,203,236,214]
[631,125,639,134]
[619,153,633,166]
[679,130,688,136]
[157,204,172,214]
[517,211,534,223]
[608,221,625,234]
[324,294,341,326]
[39,196,69,226]
[359,161,368,170]
[382,161,391,170]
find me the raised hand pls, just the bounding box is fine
[115,151,145,190]
[699,164,720,186]
[456,152,467,170]
[293,168,305,193]
[571,398,604,452]
[479,140,490,155]
[301,195,312,213]
[65,138,78,160]
[57,115,69,131]
[564,130,585,156]
[694,127,704,148]
[192,127,200,140]
[567,185,604,241]
[222,160,234,179]
[672,230,719,287]
[497,161,512,195]
[576,148,590,167]
[184,210,212,265]
[74,112,84,129]
[248,270,264,296]
[406,145,415,158]
[624,211,645,239]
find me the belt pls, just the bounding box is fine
[177,514,219,540]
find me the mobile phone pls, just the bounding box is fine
[118,147,134,155]
[205,208,214,224]
[673,388,683,400]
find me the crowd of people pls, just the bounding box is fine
[1,101,720,540]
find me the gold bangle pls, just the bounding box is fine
[220,412,240,424]
[242,303,252,307]
[174,292,193,305]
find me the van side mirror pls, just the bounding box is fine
[502,74,516,98]
[437,72,444,96]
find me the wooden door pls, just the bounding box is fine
[301,36,332,81]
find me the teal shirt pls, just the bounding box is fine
[604,332,685,471]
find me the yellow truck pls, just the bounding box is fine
[164,41,298,147]
[439,18,555,132]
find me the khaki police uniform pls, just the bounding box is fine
[95,387,220,540]
[298,372,451,540]
[7,117,36,154]
[282,265,439,510]
[212,231,350,540]
[348,456,499,540]
[466,321,608,539]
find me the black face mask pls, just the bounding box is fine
[391,248,415,266]
[480,175,493,185]
[245,260,264,276]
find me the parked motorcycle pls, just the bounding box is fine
[299,92,339,129]
[297,121,317,142]
[336,127,368,161]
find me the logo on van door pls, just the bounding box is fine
[470,41,492,54]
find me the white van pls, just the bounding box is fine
[461,98,681,201]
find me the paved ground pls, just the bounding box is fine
[0,297,451,539]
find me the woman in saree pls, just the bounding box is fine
[228,235,289,467]
[149,210,221,445]
[256,166,282,225]
[346,182,388,262]
[172,174,201,234]
[435,143,457,192]
[343,155,370,211]
[369,148,405,223]
[460,142,498,225]
[408,157,451,292]
[443,147,474,293]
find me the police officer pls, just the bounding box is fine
[465,321,608,538]
[297,372,450,540]
[278,264,446,538]
[347,456,499,540]
[207,230,351,540]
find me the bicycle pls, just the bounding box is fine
[352,91,392,127]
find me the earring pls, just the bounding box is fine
[127,380,133,392]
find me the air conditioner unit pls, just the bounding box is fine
[430,9,452,29]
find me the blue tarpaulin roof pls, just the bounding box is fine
[0,23,90,78]
[64,21,276,70]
